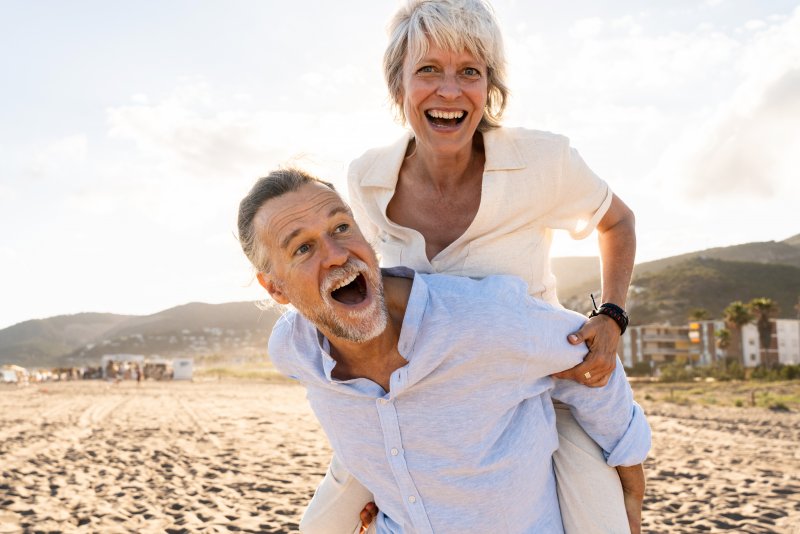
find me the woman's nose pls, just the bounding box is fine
[436,72,461,99]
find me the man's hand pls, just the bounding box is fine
[552,314,620,387]
[359,502,378,533]
[616,464,645,534]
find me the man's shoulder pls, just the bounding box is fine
[419,272,587,328]
[420,272,531,309]
[267,310,320,379]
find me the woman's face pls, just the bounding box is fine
[400,42,488,156]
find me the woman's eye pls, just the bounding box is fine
[334,223,349,234]
[418,65,436,74]
[463,67,480,76]
[294,244,311,256]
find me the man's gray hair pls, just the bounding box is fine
[237,168,335,273]
[384,0,509,132]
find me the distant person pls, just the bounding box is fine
[237,169,649,533]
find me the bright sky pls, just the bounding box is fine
[1,0,799,329]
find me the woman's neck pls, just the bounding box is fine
[408,133,485,189]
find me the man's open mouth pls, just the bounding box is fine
[329,272,368,305]
[426,109,467,128]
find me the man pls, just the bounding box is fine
[238,168,650,533]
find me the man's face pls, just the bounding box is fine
[255,183,387,343]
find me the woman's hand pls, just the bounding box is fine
[359,502,378,533]
[551,314,620,387]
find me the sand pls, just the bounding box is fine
[1,380,799,533]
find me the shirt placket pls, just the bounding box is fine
[375,396,434,534]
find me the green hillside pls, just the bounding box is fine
[0,313,131,367]
[562,257,800,325]
[0,303,283,368]
[4,233,799,368]
[558,233,800,320]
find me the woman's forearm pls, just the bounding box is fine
[597,194,636,308]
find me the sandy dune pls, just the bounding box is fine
[1,380,798,533]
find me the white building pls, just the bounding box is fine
[776,319,800,365]
[741,324,761,368]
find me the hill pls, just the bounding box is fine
[634,233,800,275]
[550,256,601,293]
[560,257,800,325]
[4,233,799,368]
[0,313,131,367]
[0,302,283,368]
[556,233,800,322]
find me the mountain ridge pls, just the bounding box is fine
[3,233,799,367]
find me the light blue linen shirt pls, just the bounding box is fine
[268,268,650,533]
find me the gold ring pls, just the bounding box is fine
[584,371,592,380]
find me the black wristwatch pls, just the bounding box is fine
[588,298,629,335]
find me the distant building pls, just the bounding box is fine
[776,319,800,365]
[622,318,800,370]
[688,320,726,366]
[619,324,694,369]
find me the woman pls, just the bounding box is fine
[303,1,642,532]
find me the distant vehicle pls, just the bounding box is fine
[1,365,29,385]
[172,358,194,381]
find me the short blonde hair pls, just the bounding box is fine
[384,0,509,131]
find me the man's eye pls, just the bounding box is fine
[294,244,311,256]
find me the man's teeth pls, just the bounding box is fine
[330,272,359,292]
[427,110,464,119]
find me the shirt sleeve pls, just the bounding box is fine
[267,313,301,381]
[550,360,651,466]
[544,141,613,240]
[517,300,591,379]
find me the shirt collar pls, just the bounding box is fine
[357,128,525,189]
[312,266,427,377]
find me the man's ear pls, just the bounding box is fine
[256,272,290,305]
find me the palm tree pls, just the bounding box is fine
[748,298,780,367]
[723,301,752,365]
[714,328,731,365]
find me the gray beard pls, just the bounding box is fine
[289,258,388,343]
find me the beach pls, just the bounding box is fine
[1,380,798,533]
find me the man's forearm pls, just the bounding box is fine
[616,464,645,534]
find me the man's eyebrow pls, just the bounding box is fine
[279,205,352,250]
[280,228,302,251]
[328,205,352,218]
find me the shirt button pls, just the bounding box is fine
[408,495,416,503]
[391,448,399,456]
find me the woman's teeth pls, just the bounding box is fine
[427,110,464,119]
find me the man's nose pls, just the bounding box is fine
[320,236,348,268]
